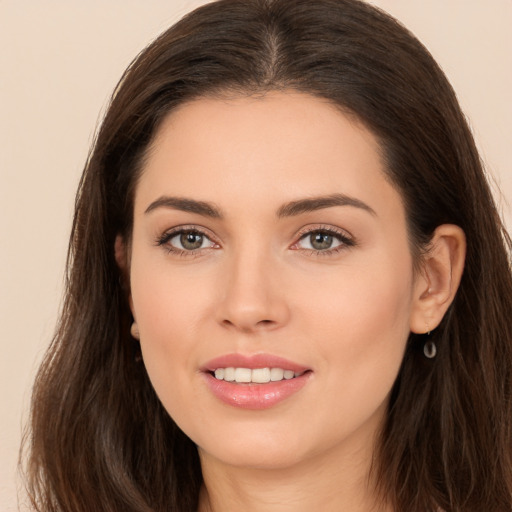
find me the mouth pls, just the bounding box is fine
[209,367,309,383]
[201,354,312,409]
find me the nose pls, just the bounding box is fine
[216,248,290,333]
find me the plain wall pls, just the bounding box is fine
[1,1,510,509]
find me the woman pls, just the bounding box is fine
[24,0,512,510]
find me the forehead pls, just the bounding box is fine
[135,91,401,219]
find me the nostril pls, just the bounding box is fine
[258,319,273,324]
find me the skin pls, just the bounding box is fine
[119,92,465,511]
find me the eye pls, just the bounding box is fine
[156,228,218,254]
[292,227,355,254]
[300,232,340,251]
[172,231,210,251]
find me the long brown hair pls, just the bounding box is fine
[24,0,512,510]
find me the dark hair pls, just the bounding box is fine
[24,0,512,510]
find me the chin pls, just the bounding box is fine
[193,422,312,470]
[199,442,309,471]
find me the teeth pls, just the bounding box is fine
[270,367,284,381]
[252,368,271,383]
[234,368,252,383]
[224,367,235,382]
[213,367,303,383]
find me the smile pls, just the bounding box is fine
[202,354,312,409]
[213,367,304,383]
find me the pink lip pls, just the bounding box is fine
[201,353,309,373]
[201,353,312,410]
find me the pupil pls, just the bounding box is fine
[311,232,333,250]
[180,232,203,250]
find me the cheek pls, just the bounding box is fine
[129,258,215,408]
[130,251,217,335]
[317,266,412,352]
[299,257,414,408]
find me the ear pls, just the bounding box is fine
[114,234,134,314]
[409,224,466,334]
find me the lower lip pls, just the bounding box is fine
[203,372,311,410]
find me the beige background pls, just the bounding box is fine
[1,1,510,509]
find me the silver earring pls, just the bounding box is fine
[130,322,140,340]
[423,340,436,359]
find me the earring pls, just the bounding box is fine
[130,322,140,340]
[423,321,436,359]
[423,340,437,359]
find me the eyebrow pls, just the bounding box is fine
[276,193,376,218]
[144,192,376,219]
[145,196,222,218]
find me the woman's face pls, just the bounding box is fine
[128,92,423,470]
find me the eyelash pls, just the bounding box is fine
[155,225,218,257]
[292,225,356,256]
[155,225,356,258]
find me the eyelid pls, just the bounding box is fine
[290,224,356,252]
[154,223,355,256]
[155,224,220,254]
[294,224,354,241]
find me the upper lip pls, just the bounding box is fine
[201,353,310,373]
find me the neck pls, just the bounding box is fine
[197,437,391,512]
